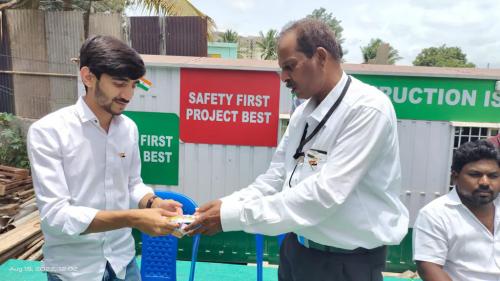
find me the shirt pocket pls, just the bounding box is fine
[298,149,328,182]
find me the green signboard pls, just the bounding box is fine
[124,111,179,185]
[353,74,500,123]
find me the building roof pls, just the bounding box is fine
[142,55,500,80]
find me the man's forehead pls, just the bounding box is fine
[110,76,134,82]
[278,32,299,63]
[279,31,297,48]
[462,159,500,171]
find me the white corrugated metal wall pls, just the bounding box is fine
[397,120,453,225]
[125,64,454,225]
[126,66,282,204]
[6,9,50,118]
[45,11,83,112]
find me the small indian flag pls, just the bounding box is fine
[137,77,152,91]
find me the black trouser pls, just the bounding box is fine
[278,233,387,281]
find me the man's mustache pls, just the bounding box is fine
[473,185,493,195]
[113,98,130,104]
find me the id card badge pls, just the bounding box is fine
[305,149,327,170]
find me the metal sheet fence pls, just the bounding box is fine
[0,11,14,113]
[130,17,162,55]
[165,16,207,57]
[3,10,126,118]
[397,120,453,226]
[6,10,51,118]
[45,11,83,112]
[129,16,207,56]
[89,13,124,40]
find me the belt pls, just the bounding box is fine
[297,235,375,254]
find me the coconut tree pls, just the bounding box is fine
[220,29,239,43]
[361,38,402,65]
[256,29,278,60]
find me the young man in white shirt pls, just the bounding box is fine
[28,35,182,281]
[413,139,500,281]
[185,19,409,281]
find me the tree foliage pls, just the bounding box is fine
[361,38,402,65]
[413,45,475,68]
[256,29,278,60]
[306,7,346,55]
[220,29,239,43]
[0,113,29,169]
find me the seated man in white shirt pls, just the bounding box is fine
[413,139,500,281]
[28,35,182,281]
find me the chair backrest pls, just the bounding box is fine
[141,190,201,281]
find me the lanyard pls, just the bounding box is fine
[293,76,352,160]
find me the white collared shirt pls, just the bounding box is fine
[413,188,500,281]
[27,97,153,281]
[221,72,409,249]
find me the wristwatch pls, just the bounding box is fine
[146,195,159,208]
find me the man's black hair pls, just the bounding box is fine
[280,18,343,60]
[452,139,500,173]
[80,35,145,82]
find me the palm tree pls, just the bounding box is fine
[361,38,402,65]
[1,0,216,40]
[256,29,278,60]
[220,29,239,43]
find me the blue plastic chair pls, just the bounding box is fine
[141,190,201,281]
[256,234,285,281]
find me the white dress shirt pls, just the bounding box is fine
[221,72,409,250]
[27,97,153,281]
[413,188,500,281]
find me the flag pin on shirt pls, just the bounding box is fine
[137,77,152,92]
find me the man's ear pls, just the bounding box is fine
[80,66,95,88]
[315,47,328,67]
[451,171,459,186]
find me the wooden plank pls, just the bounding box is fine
[12,211,39,227]
[0,178,32,195]
[0,165,29,176]
[20,197,36,208]
[27,248,43,261]
[0,170,27,180]
[0,177,12,183]
[17,237,44,260]
[0,215,40,255]
[0,232,40,264]
[21,195,35,204]
[3,185,32,197]
[0,204,19,216]
[17,189,34,198]
[0,183,32,196]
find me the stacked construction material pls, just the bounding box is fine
[0,165,42,263]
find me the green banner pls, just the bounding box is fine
[353,74,500,122]
[124,111,179,185]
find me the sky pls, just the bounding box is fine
[127,0,500,68]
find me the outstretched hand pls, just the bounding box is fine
[133,208,180,237]
[184,200,223,236]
